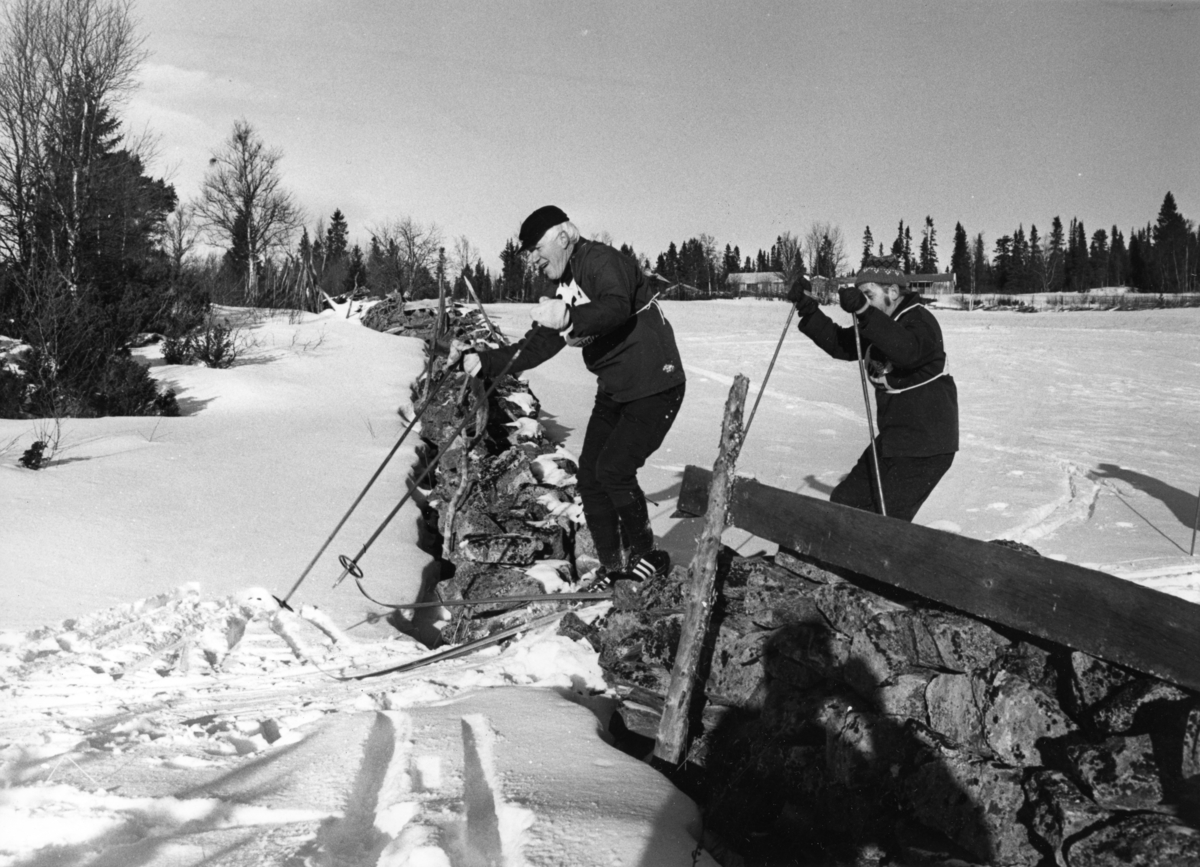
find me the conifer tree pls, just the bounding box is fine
[1011,226,1029,293]
[950,222,970,292]
[1108,226,1128,287]
[1071,221,1090,291]
[1153,191,1190,292]
[1048,217,1066,292]
[325,209,349,261]
[993,236,1013,291]
[1129,228,1151,292]
[891,220,905,261]
[972,233,989,294]
[1089,229,1109,288]
[861,226,874,268]
[1029,225,1046,292]
[498,238,524,301]
[918,216,938,274]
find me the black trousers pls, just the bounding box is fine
[576,383,685,567]
[830,447,954,523]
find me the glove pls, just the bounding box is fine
[462,353,482,378]
[838,285,870,316]
[530,296,570,330]
[786,275,812,304]
[446,338,471,367]
[787,276,817,318]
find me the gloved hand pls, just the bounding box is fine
[787,276,817,317]
[446,338,471,367]
[838,285,870,316]
[530,296,570,330]
[462,353,482,378]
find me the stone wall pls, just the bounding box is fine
[595,549,1200,866]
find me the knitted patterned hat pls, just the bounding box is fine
[855,255,907,288]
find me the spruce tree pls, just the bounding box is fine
[1129,228,1151,292]
[891,220,905,261]
[1089,229,1109,289]
[1153,191,1189,292]
[1048,217,1066,292]
[918,216,938,273]
[862,226,874,268]
[1109,226,1128,287]
[1072,221,1090,291]
[1029,225,1044,292]
[972,233,989,294]
[1011,226,1028,293]
[950,223,970,292]
[993,236,1013,291]
[325,209,349,261]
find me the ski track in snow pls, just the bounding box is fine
[683,362,864,423]
[996,461,1102,546]
[0,586,627,866]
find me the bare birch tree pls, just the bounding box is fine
[776,231,804,286]
[370,215,442,300]
[195,119,302,301]
[804,220,847,279]
[0,0,146,278]
[163,201,200,277]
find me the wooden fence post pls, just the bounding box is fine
[653,374,749,766]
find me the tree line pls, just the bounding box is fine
[2,0,1197,423]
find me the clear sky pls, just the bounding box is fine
[127,0,1200,270]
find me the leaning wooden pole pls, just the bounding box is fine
[654,374,749,767]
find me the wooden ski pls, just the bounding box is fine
[344,608,583,681]
[378,591,612,610]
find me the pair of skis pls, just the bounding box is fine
[341,600,608,681]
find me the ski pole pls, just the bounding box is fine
[743,302,795,442]
[461,275,503,343]
[278,363,459,607]
[333,338,529,587]
[853,318,887,517]
[1191,483,1199,557]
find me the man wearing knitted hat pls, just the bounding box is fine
[786,257,958,521]
[457,206,686,587]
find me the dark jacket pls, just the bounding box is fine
[478,240,686,402]
[799,294,958,457]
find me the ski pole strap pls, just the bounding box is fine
[333,338,530,586]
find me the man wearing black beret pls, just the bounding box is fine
[459,206,686,587]
[787,257,958,521]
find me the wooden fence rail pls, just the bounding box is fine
[678,466,1200,693]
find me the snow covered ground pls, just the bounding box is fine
[1,299,1198,865]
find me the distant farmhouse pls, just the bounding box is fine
[720,270,957,299]
[906,273,956,295]
[727,272,786,298]
[836,272,958,296]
